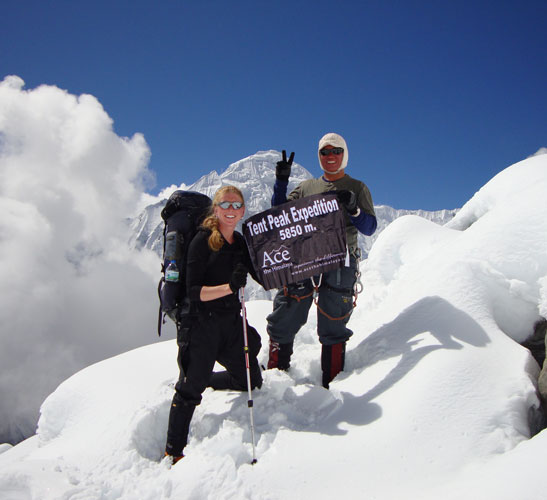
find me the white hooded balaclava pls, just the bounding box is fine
[318,132,348,174]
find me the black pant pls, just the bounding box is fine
[166,308,262,456]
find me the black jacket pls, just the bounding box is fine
[186,228,258,312]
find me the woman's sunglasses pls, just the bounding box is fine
[218,201,244,210]
[320,147,344,156]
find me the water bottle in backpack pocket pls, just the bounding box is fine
[161,231,184,319]
[165,260,180,282]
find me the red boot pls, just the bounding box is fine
[267,340,293,370]
[321,342,346,389]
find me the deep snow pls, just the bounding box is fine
[1,152,547,499]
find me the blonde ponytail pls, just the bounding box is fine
[201,213,224,252]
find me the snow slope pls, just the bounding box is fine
[1,152,547,499]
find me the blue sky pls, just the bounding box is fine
[2,0,546,210]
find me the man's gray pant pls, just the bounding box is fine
[266,256,359,346]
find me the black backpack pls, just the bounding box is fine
[157,190,212,336]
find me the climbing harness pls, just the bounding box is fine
[282,248,364,321]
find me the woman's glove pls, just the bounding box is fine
[229,263,248,293]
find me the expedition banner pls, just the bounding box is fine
[243,193,347,290]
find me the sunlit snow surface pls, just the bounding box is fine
[1,153,547,499]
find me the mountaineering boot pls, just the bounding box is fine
[164,451,184,465]
[267,340,294,370]
[321,342,346,389]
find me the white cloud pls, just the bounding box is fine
[0,76,161,443]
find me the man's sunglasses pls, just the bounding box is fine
[218,201,244,210]
[320,147,344,156]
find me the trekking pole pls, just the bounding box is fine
[239,287,258,465]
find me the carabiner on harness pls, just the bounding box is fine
[311,274,323,300]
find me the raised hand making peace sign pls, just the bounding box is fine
[275,150,295,182]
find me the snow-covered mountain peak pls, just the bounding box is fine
[130,151,456,261]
